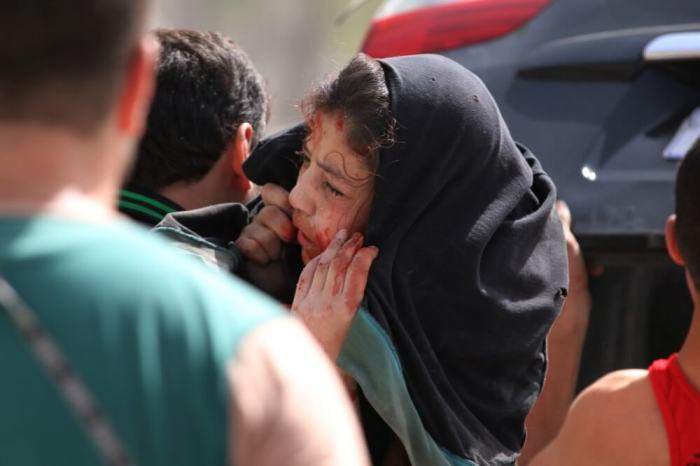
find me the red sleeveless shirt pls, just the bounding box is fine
[648,354,700,466]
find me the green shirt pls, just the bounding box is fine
[0,215,282,466]
[118,186,182,227]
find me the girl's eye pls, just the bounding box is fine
[324,181,345,198]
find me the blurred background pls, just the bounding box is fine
[155,0,383,133]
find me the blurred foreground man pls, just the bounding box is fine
[532,142,700,466]
[0,2,369,466]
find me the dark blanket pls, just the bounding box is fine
[244,54,567,465]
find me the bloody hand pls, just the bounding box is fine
[291,229,379,361]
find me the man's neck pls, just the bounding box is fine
[159,177,244,211]
[158,149,248,211]
[0,124,121,221]
[678,305,700,391]
[158,184,205,211]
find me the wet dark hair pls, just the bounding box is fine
[0,0,149,133]
[675,140,700,286]
[128,29,270,191]
[301,53,395,171]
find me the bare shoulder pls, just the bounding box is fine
[531,369,668,466]
[569,369,664,455]
[590,368,649,391]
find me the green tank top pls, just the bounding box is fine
[0,216,282,466]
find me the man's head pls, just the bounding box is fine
[0,0,156,210]
[0,0,151,134]
[667,140,700,292]
[127,29,270,206]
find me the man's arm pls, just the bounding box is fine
[520,201,594,464]
[520,293,590,464]
[228,318,370,466]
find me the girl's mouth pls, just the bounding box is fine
[297,230,314,249]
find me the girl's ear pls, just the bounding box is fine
[665,214,685,266]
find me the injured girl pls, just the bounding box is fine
[236,53,568,466]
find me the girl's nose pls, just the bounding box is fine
[289,172,313,216]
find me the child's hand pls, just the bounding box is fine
[236,183,297,264]
[291,230,378,360]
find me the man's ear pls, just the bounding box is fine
[229,122,254,196]
[666,214,685,266]
[117,34,159,135]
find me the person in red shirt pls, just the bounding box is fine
[532,141,700,466]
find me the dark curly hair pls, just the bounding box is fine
[301,53,394,172]
[128,29,270,190]
[675,140,700,286]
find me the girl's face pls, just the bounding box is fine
[290,112,376,264]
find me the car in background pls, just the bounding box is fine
[359,0,700,387]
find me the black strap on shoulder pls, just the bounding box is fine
[0,276,135,466]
